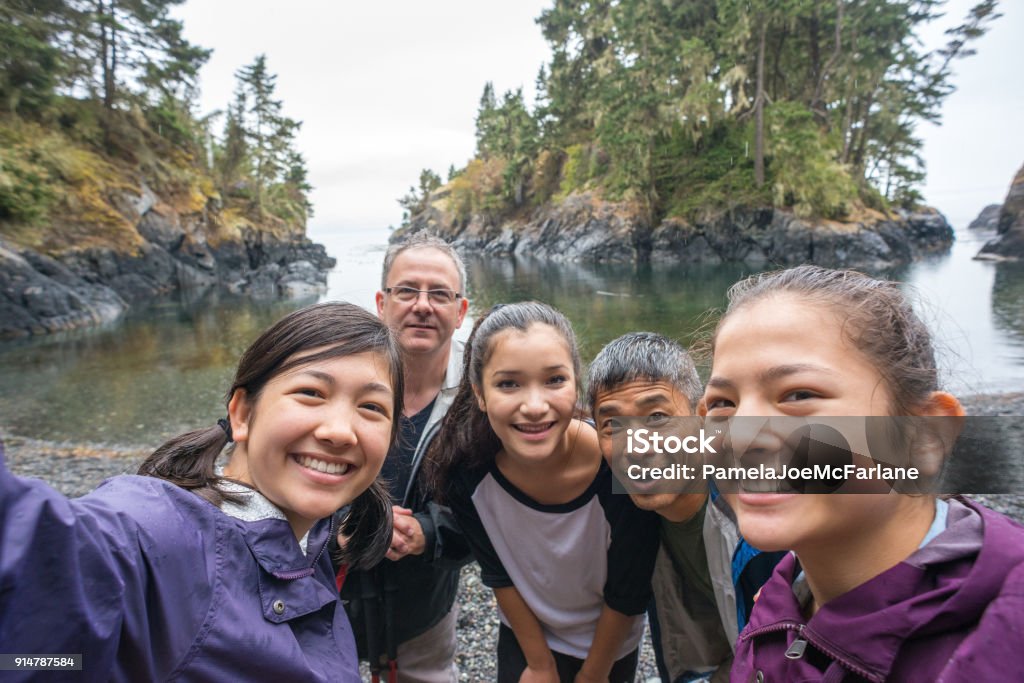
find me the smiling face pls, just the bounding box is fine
[702,294,905,554]
[376,247,468,358]
[594,380,697,516]
[474,323,578,464]
[224,350,394,539]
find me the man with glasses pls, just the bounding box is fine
[336,233,471,683]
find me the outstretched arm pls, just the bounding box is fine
[0,447,211,680]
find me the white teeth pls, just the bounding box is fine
[514,423,553,434]
[297,455,351,475]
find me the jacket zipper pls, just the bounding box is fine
[312,513,335,568]
[743,621,881,682]
[785,625,807,659]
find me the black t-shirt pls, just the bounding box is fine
[379,396,436,502]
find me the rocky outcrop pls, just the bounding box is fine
[977,164,1024,261]
[0,185,334,339]
[968,204,1002,230]
[397,191,953,269]
[0,240,125,336]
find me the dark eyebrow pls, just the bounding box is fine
[635,393,672,410]
[363,382,394,396]
[596,391,672,418]
[492,365,569,376]
[296,371,392,397]
[395,280,457,291]
[299,369,335,386]
[760,363,835,382]
[707,363,834,390]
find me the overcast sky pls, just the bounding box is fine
[177,0,1023,232]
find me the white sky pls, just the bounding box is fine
[177,0,1023,232]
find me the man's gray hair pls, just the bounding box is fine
[381,233,468,293]
[586,332,703,412]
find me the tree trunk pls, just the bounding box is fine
[754,17,767,187]
[852,90,874,173]
[811,0,843,126]
[98,0,117,111]
[771,28,787,103]
[807,13,822,98]
[840,90,856,163]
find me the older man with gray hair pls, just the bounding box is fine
[337,233,472,683]
[588,332,783,683]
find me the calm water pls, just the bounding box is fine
[0,225,1021,448]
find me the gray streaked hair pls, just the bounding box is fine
[381,232,468,293]
[586,332,703,412]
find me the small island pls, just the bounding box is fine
[395,1,999,268]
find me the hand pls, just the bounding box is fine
[385,506,426,561]
[519,664,559,683]
[573,669,609,683]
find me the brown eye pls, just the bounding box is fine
[360,402,388,416]
[705,397,734,412]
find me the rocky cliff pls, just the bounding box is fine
[396,191,953,268]
[0,181,333,339]
[977,163,1024,261]
[968,204,1002,230]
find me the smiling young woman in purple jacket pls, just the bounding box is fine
[699,266,1024,683]
[0,302,402,682]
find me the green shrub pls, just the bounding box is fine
[448,158,507,220]
[0,146,55,224]
[767,102,858,219]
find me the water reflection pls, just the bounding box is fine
[1,226,1022,448]
[466,256,752,360]
[0,288,311,447]
[992,262,1024,358]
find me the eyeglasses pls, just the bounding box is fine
[384,286,462,306]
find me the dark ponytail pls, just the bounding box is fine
[334,480,394,570]
[138,424,241,506]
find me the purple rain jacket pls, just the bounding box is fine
[732,498,1024,683]
[0,449,360,682]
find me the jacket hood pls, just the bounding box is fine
[743,498,1024,681]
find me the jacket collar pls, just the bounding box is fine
[236,515,339,624]
[743,498,1007,681]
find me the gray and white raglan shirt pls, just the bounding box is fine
[448,459,660,660]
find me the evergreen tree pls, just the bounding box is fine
[234,54,303,217]
[398,168,442,223]
[0,0,66,114]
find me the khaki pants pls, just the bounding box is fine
[375,606,459,683]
